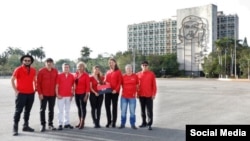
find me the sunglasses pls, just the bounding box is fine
[24,60,31,62]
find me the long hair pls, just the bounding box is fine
[109,58,119,71]
[92,65,104,84]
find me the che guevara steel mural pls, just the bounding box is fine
[178,15,209,71]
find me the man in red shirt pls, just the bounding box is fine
[37,58,58,132]
[11,54,36,136]
[56,63,75,130]
[137,60,157,130]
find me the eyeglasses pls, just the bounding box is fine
[24,60,31,62]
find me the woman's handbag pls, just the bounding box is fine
[97,83,112,94]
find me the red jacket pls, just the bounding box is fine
[74,72,90,94]
[122,73,138,98]
[12,65,36,94]
[137,70,157,97]
[105,69,122,93]
[37,67,58,96]
[57,73,74,97]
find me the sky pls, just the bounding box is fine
[0,0,249,61]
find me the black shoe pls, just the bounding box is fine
[139,124,147,128]
[13,124,18,136]
[119,125,125,129]
[131,125,137,129]
[58,125,63,130]
[106,123,111,128]
[64,124,74,129]
[94,124,101,128]
[112,124,116,128]
[49,125,56,130]
[13,132,18,136]
[23,126,34,132]
[148,126,152,130]
[40,125,46,132]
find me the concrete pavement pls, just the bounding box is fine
[1,78,250,141]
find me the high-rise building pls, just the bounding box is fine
[217,11,239,39]
[127,18,177,56]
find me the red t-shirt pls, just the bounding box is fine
[37,67,58,96]
[90,75,104,93]
[74,72,90,94]
[122,73,138,98]
[137,70,157,97]
[105,69,122,93]
[57,73,74,97]
[12,65,36,94]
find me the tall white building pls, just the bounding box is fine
[127,18,177,55]
[176,4,218,76]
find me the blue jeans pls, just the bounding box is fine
[120,97,136,126]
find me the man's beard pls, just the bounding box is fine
[24,64,31,67]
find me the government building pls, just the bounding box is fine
[127,4,239,75]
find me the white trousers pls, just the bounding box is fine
[57,97,71,125]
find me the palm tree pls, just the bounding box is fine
[28,47,46,62]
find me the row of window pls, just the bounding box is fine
[128,40,178,44]
[218,30,235,33]
[128,34,177,38]
[128,23,177,30]
[128,27,177,31]
[128,29,177,34]
[128,33,177,37]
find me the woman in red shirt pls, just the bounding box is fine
[74,61,90,129]
[104,58,122,128]
[89,66,104,128]
[119,64,138,129]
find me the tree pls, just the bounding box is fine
[55,59,76,72]
[78,46,92,62]
[28,47,46,62]
[0,52,8,66]
[6,47,25,56]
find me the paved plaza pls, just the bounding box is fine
[1,78,250,141]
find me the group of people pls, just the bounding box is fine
[11,54,157,136]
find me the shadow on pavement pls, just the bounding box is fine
[11,127,185,141]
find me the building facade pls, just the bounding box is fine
[176,4,217,76]
[127,4,239,76]
[217,11,239,39]
[127,18,177,55]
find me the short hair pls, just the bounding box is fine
[45,58,54,63]
[62,63,70,68]
[125,64,132,69]
[77,61,86,68]
[141,60,149,65]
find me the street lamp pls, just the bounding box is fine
[234,14,237,78]
[248,59,250,80]
[132,47,136,73]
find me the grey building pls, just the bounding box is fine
[217,11,239,39]
[176,4,218,76]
